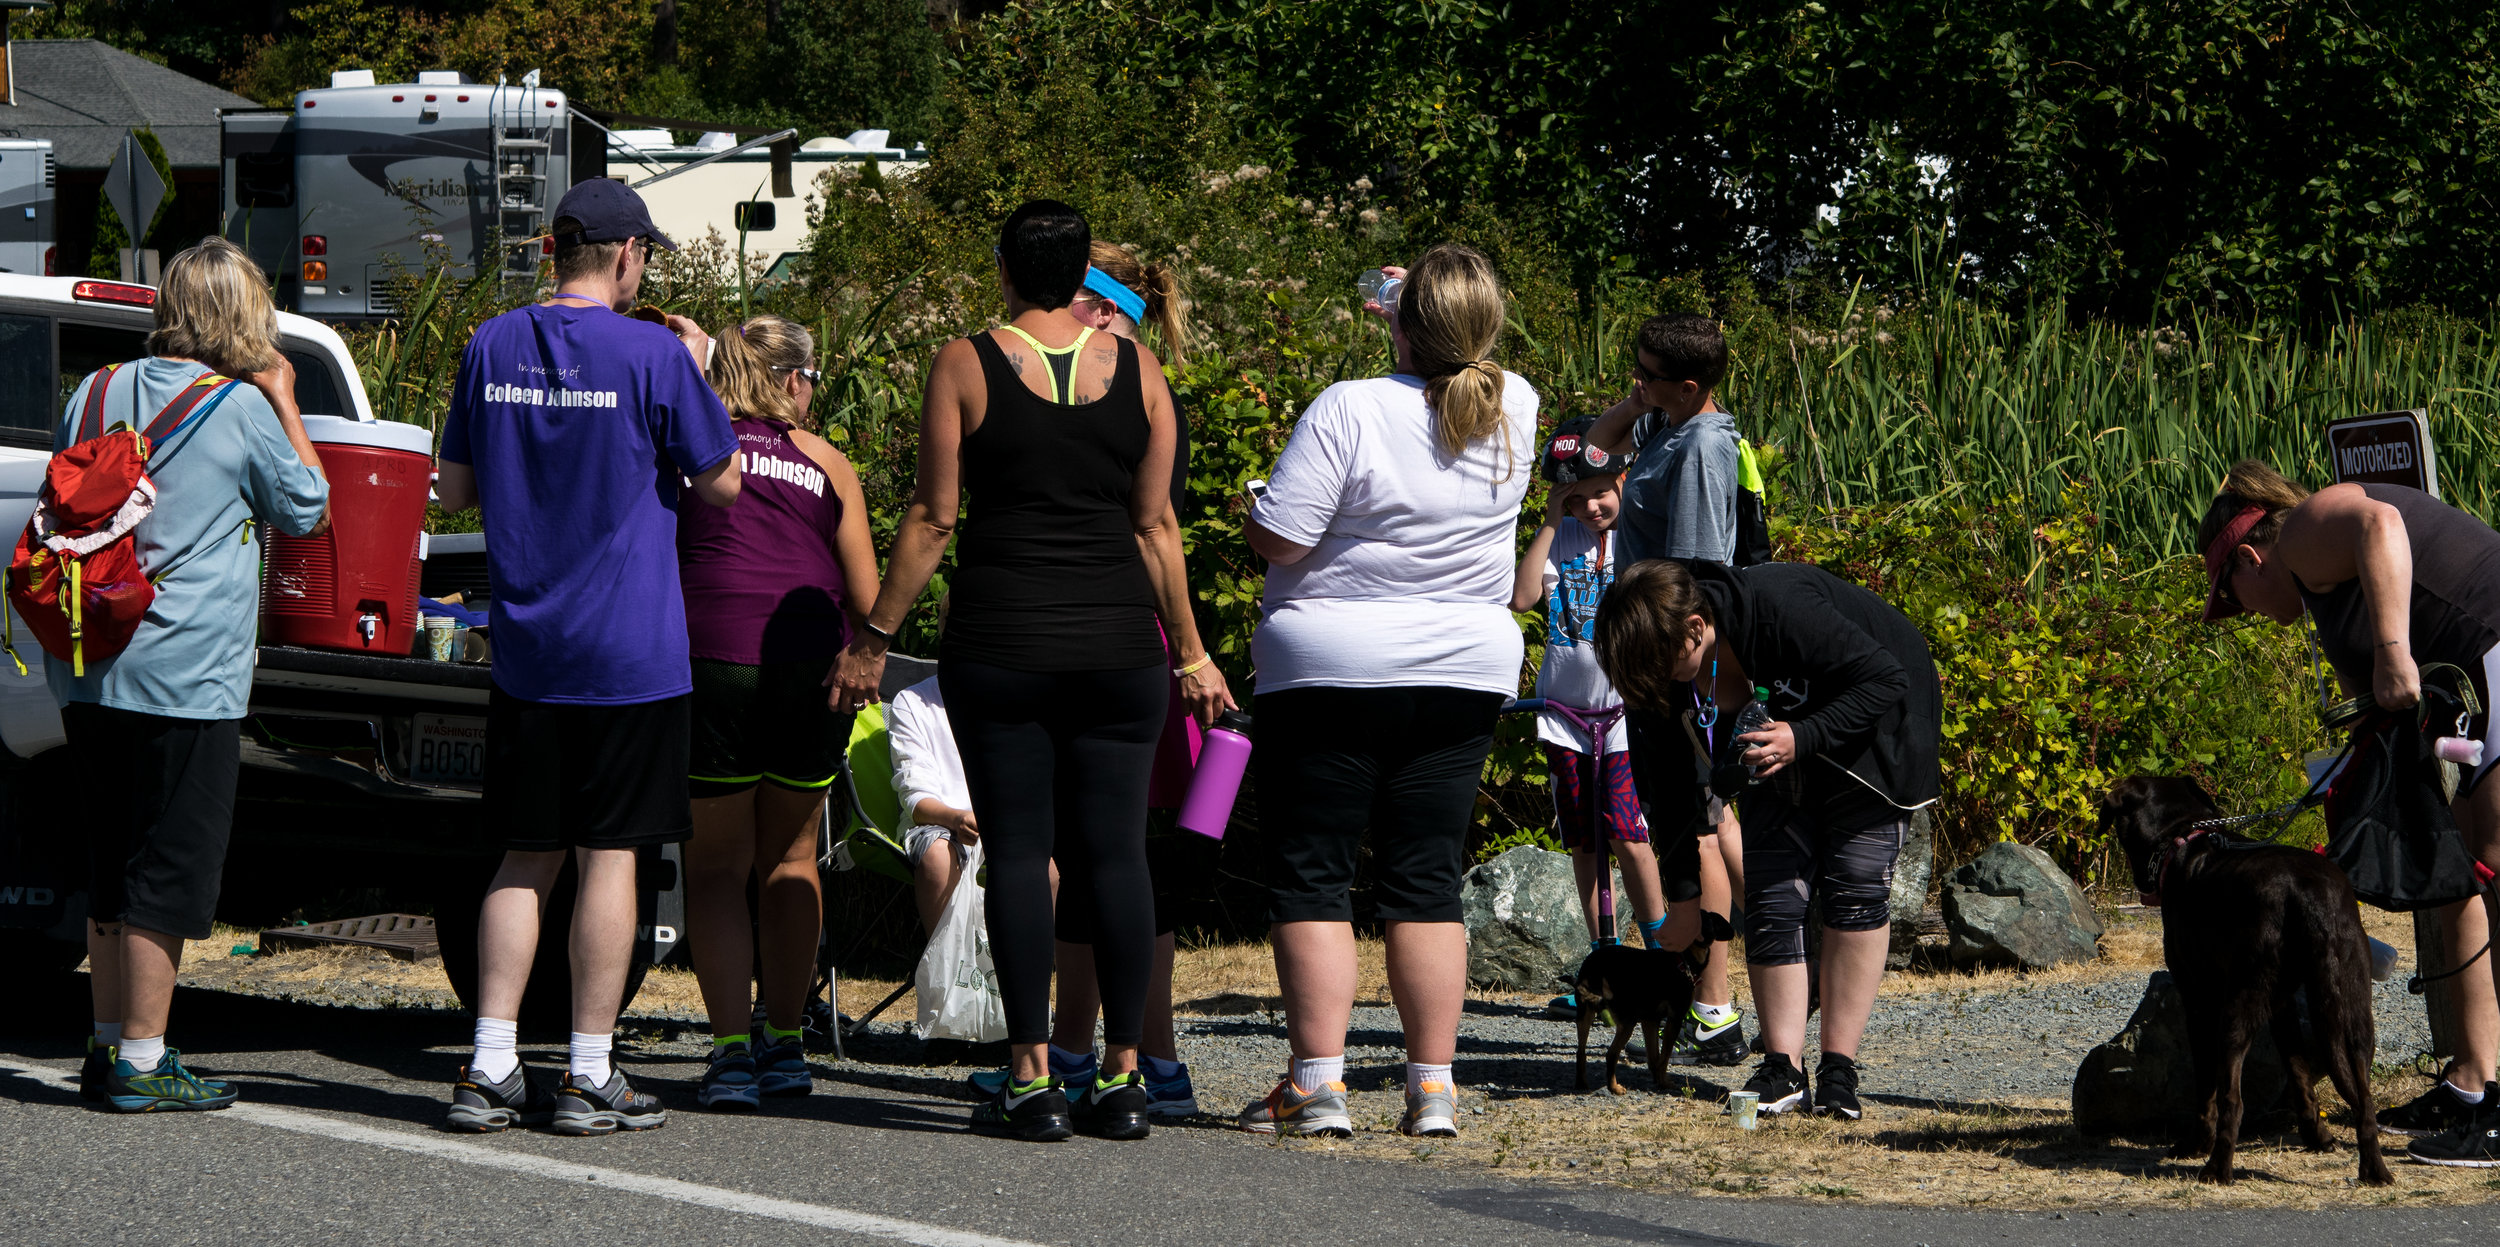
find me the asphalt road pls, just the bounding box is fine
[0,977,2490,1247]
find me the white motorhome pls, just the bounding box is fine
[604,128,925,281]
[220,69,581,320]
[0,140,54,277]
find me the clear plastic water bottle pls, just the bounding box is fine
[1358,268,1403,312]
[1730,688,1775,780]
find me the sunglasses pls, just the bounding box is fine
[2214,556,2246,613]
[774,364,824,384]
[1632,358,1667,383]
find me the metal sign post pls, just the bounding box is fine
[102,133,166,284]
[2324,408,2438,499]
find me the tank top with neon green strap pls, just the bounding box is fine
[946,326,1162,672]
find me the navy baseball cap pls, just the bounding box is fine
[1539,416,1625,486]
[550,178,677,251]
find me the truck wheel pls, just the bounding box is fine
[435,858,651,1038]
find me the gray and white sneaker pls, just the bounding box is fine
[1399,1080,1459,1138]
[445,1062,557,1133]
[551,1070,668,1136]
[1238,1078,1353,1138]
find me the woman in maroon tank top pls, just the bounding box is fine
[677,314,881,1110]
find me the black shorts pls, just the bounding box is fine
[1254,685,1504,925]
[66,703,239,941]
[486,685,693,852]
[688,658,850,799]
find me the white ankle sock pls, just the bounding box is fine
[119,1033,165,1072]
[569,1031,614,1087]
[1290,1055,1344,1091]
[93,1021,122,1048]
[470,1016,519,1081]
[2451,1078,2487,1104]
[1694,1001,1738,1028]
[1406,1062,1453,1095]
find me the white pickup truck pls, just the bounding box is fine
[0,274,674,1026]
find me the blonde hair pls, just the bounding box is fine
[2197,459,2313,553]
[1085,240,1191,366]
[148,236,280,377]
[707,314,817,429]
[1396,243,1509,460]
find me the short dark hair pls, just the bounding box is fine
[997,199,1090,309]
[550,216,626,283]
[1635,314,1728,393]
[1591,558,1714,710]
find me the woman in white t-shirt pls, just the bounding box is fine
[1238,243,1538,1140]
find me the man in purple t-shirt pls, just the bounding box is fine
[435,179,740,1135]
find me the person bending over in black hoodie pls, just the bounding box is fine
[1592,558,1940,1121]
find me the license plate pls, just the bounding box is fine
[409,713,488,787]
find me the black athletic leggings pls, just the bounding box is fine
[939,657,1168,1046]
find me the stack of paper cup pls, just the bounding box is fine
[424,615,459,662]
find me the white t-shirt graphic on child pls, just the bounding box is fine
[1534,518,1629,753]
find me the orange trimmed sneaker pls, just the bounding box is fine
[1400,1080,1459,1137]
[1238,1077,1352,1138]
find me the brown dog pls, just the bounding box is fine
[1573,911,1732,1094]
[2101,776,2393,1186]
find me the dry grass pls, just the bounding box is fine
[1254,1069,2494,1210]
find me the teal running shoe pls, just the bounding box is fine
[105,1049,236,1113]
[1141,1057,1197,1118]
[755,1037,811,1098]
[696,1043,761,1112]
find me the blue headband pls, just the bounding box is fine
[1083,267,1148,324]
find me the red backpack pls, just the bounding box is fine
[4,364,239,676]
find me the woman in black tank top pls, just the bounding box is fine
[831,200,1235,1143]
[2196,459,2500,1143]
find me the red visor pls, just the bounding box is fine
[2200,505,2268,622]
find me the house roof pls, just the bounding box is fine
[0,40,256,169]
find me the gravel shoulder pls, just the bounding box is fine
[157,908,2481,1211]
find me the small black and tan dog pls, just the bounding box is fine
[2101,776,2393,1186]
[1573,911,1734,1094]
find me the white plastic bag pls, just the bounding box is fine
[914,838,1007,1043]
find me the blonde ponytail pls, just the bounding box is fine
[1085,240,1192,365]
[1398,243,1511,462]
[707,313,817,430]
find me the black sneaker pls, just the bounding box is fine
[1670,1009,1749,1067]
[1735,1052,1809,1115]
[2408,1122,2500,1167]
[80,1036,109,1103]
[972,1074,1075,1142]
[550,1070,668,1136]
[2380,1079,2496,1137]
[1813,1052,1863,1120]
[1074,1070,1152,1140]
[445,1062,558,1133]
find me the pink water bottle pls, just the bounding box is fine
[1177,710,1253,839]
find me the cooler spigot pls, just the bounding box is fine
[358,612,380,646]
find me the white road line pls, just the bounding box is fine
[1,1058,1045,1247]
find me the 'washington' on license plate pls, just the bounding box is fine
[410,713,487,787]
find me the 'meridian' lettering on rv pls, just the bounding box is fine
[406,179,490,200]
[483,382,620,408]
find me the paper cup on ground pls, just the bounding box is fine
[424,616,458,661]
[1728,1090,1760,1129]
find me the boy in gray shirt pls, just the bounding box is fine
[1587,314,1737,565]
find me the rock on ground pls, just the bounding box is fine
[1944,841,2104,969]
[1461,846,1585,992]
[2072,969,2303,1137]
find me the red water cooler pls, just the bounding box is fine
[262,415,435,654]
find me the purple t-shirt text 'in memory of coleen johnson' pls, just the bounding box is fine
[441,301,736,705]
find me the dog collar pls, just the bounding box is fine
[2143,827,2218,908]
